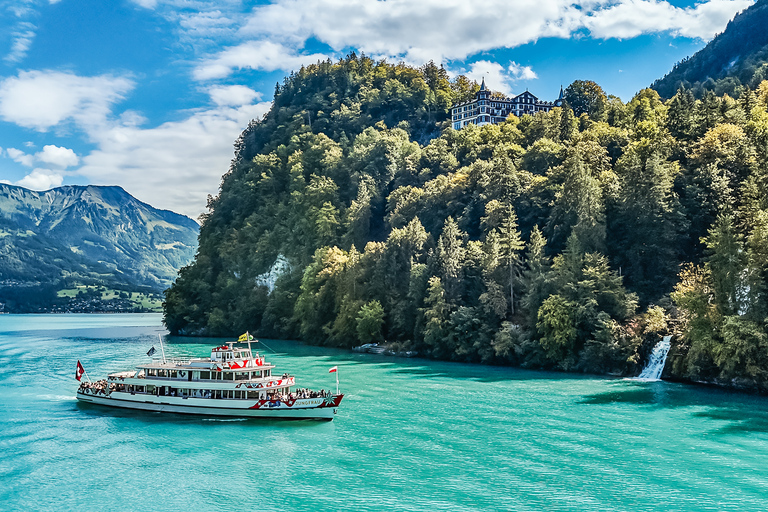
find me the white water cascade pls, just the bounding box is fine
[637,335,672,381]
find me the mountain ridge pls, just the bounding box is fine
[652,0,768,98]
[0,183,199,311]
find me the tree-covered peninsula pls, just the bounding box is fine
[164,54,768,391]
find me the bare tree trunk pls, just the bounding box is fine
[510,260,515,316]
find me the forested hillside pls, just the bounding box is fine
[164,54,768,391]
[652,0,768,99]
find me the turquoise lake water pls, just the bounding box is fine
[2,314,768,511]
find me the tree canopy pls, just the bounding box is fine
[164,53,768,391]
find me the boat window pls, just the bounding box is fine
[200,371,210,380]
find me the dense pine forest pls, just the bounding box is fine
[164,54,768,391]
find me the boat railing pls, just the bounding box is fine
[147,356,194,366]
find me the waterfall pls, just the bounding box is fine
[637,335,672,381]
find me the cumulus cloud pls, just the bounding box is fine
[208,85,261,106]
[36,145,79,168]
[462,60,538,96]
[77,102,272,218]
[194,40,328,80]
[585,0,754,39]
[6,148,35,167]
[0,67,271,216]
[509,62,538,80]
[15,169,64,191]
[5,145,79,169]
[465,61,515,96]
[0,70,134,131]
[231,0,751,65]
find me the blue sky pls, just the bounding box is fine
[0,0,754,218]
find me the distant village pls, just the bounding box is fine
[451,79,564,130]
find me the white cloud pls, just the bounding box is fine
[6,145,79,169]
[0,70,134,131]
[462,60,538,96]
[129,0,159,8]
[195,40,328,80]
[208,85,261,106]
[76,102,272,218]
[585,0,754,39]
[238,0,577,64]
[36,145,79,168]
[15,168,64,191]
[465,61,515,96]
[231,0,751,66]
[509,62,538,80]
[0,68,270,217]
[6,148,34,167]
[6,23,36,64]
[178,10,238,41]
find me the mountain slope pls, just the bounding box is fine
[652,0,768,98]
[0,184,199,291]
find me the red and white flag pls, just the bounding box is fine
[76,360,85,381]
[328,366,337,373]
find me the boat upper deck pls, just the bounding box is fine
[135,342,272,372]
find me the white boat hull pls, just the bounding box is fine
[77,391,341,420]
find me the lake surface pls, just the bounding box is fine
[2,314,768,511]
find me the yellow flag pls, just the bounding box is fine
[238,333,248,342]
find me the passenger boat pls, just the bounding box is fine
[75,337,343,420]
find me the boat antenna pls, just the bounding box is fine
[158,333,167,363]
[257,339,277,354]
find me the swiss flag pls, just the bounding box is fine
[328,366,337,373]
[76,360,85,381]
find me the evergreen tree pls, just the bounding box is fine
[496,205,525,315]
[703,213,748,316]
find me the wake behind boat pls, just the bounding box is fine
[75,335,343,420]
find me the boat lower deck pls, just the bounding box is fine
[76,391,342,420]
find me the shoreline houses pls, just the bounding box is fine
[451,79,564,130]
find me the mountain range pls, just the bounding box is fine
[0,184,198,311]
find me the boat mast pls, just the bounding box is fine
[158,333,167,363]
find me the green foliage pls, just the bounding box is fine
[357,300,385,344]
[537,294,577,366]
[564,80,608,120]
[163,53,768,387]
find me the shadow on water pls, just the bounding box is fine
[692,407,768,434]
[581,379,768,435]
[579,379,680,407]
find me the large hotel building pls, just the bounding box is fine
[452,79,564,130]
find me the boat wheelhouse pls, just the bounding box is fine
[76,340,343,420]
